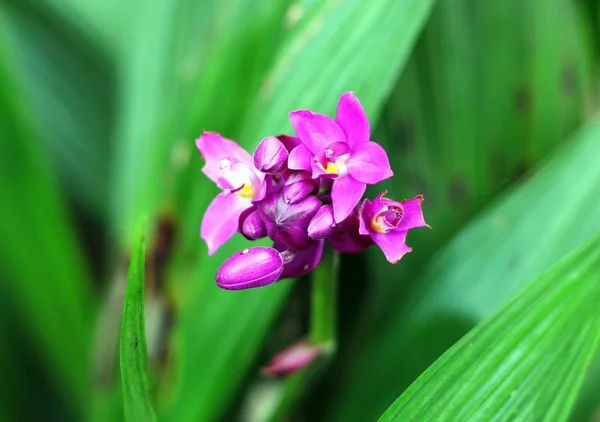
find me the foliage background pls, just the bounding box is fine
[1,0,599,421]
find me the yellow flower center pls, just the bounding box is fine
[324,162,339,174]
[370,216,389,233]
[236,183,255,198]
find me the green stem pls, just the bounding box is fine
[265,246,340,422]
[310,246,339,345]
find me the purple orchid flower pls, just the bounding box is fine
[359,192,429,263]
[287,92,393,223]
[196,132,265,255]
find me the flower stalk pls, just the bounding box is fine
[264,246,339,421]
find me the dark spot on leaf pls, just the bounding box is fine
[395,117,415,154]
[513,162,530,180]
[449,177,469,207]
[408,173,432,203]
[134,338,139,348]
[514,86,531,113]
[561,63,578,98]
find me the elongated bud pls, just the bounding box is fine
[253,136,289,174]
[307,205,334,239]
[283,180,316,204]
[216,247,283,290]
[261,340,323,376]
[240,209,267,240]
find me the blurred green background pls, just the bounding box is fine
[1,0,600,421]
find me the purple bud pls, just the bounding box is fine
[276,240,324,280]
[259,191,321,250]
[240,209,267,240]
[254,136,289,174]
[285,170,313,186]
[307,205,334,239]
[216,247,284,290]
[283,180,316,204]
[261,340,323,376]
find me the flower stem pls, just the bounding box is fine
[310,246,339,346]
[264,246,339,422]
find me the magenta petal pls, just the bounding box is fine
[277,134,302,152]
[196,132,254,183]
[397,195,429,231]
[358,198,372,236]
[331,175,366,223]
[308,205,334,239]
[371,230,412,263]
[201,194,249,255]
[283,180,316,204]
[336,92,370,148]
[261,340,323,376]
[289,110,346,154]
[346,142,393,184]
[288,144,313,172]
[216,247,284,290]
[328,231,372,254]
[277,240,324,280]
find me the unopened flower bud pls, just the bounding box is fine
[307,205,334,239]
[253,136,289,174]
[240,209,267,240]
[283,180,316,204]
[216,247,283,290]
[261,340,323,376]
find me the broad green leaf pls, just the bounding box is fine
[379,232,600,421]
[120,222,157,422]
[1,0,115,218]
[329,114,600,421]
[328,1,597,419]
[0,10,94,417]
[159,1,438,421]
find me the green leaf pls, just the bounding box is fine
[329,114,600,421]
[379,232,600,421]
[328,0,597,418]
[120,222,157,422]
[1,0,115,218]
[0,9,94,417]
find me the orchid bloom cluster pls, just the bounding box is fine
[197,92,428,290]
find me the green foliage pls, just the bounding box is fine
[2,0,600,421]
[0,8,94,418]
[380,232,600,421]
[120,222,157,422]
[329,111,600,421]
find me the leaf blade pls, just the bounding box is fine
[379,233,600,421]
[120,222,157,422]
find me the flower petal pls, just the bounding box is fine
[289,110,346,154]
[331,175,366,223]
[328,230,372,254]
[358,198,373,236]
[371,230,412,263]
[288,144,313,172]
[336,92,370,148]
[276,240,324,280]
[196,132,254,183]
[398,195,429,231]
[308,205,335,239]
[346,141,393,184]
[200,194,249,255]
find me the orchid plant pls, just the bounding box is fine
[197,92,429,291]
